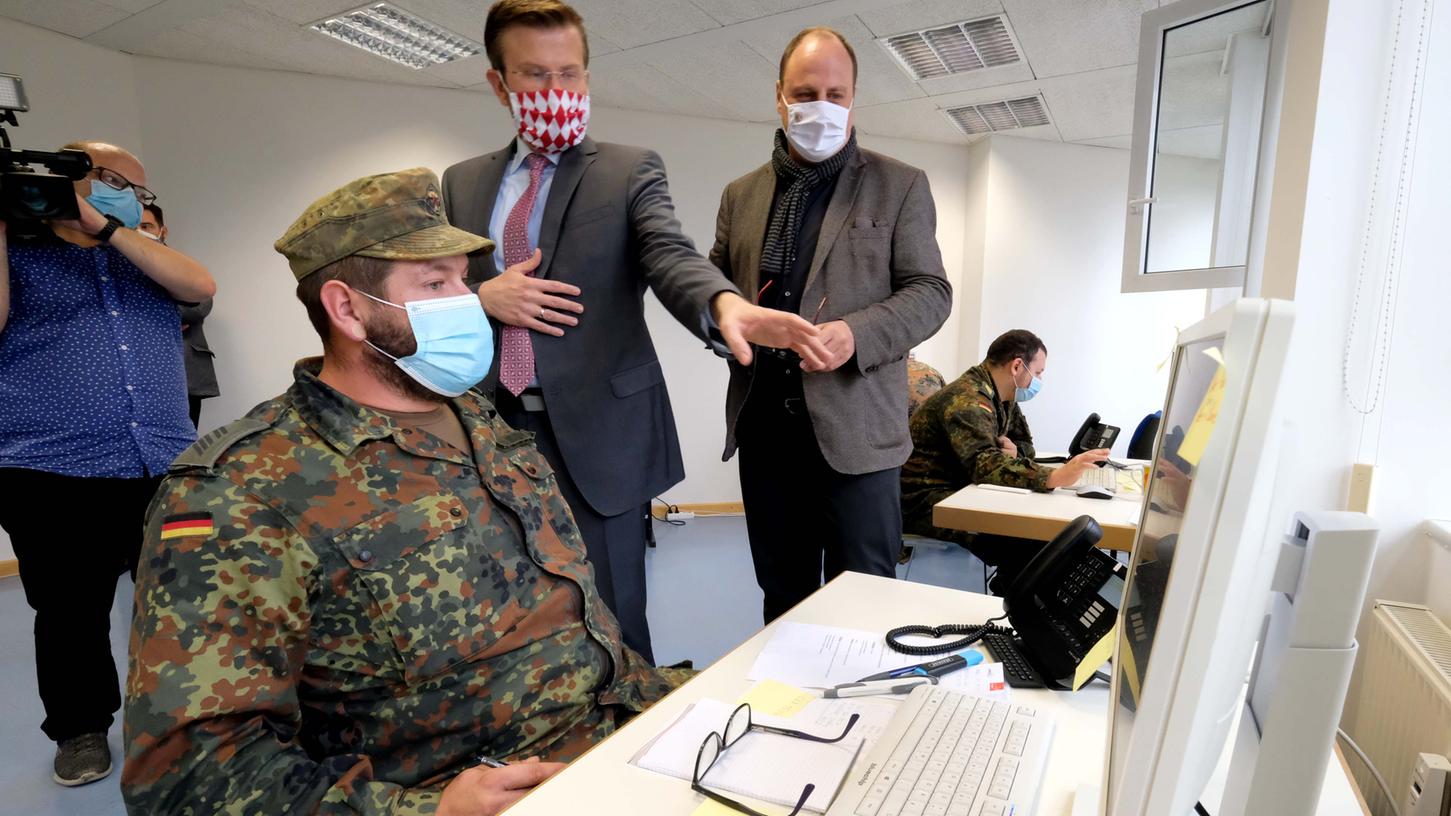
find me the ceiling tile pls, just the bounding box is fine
[856,0,1004,39]
[99,0,163,12]
[1073,133,1133,150]
[127,26,288,73]
[567,0,720,49]
[852,97,970,144]
[420,52,490,87]
[1001,0,1153,78]
[0,0,132,38]
[241,0,354,25]
[586,62,725,122]
[1036,64,1137,141]
[643,39,780,122]
[685,0,823,26]
[743,14,925,109]
[913,60,1035,96]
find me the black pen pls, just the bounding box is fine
[475,754,510,769]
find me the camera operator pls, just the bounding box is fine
[0,139,214,788]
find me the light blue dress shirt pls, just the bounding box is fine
[489,138,560,275]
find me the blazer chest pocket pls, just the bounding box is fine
[566,204,614,230]
[848,226,891,240]
[332,493,507,684]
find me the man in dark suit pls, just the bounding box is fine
[443,0,828,661]
[710,27,953,622]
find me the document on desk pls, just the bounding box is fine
[746,622,1010,699]
[630,697,867,813]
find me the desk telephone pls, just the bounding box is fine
[885,515,1126,691]
[1034,413,1121,466]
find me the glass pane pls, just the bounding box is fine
[1145,1,1270,275]
[724,704,750,747]
[694,733,721,783]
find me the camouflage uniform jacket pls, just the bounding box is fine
[901,363,1049,531]
[122,359,682,815]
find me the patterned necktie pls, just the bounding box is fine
[498,153,550,396]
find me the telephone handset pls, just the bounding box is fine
[885,515,1127,691]
[1069,412,1120,458]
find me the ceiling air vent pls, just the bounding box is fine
[880,16,1022,80]
[944,95,1051,136]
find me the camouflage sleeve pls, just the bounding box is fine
[123,474,442,816]
[1006,403,1037,460]
[941,390,1051,493]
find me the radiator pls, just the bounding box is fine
[1341,601,1451,816]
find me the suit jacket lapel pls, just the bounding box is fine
[736,166,776,300]
[471,139,514,237]
[803,148,866,296]
[536,137,598,280]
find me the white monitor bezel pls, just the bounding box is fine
[1103,297,1294,815]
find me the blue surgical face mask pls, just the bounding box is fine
[358,290,494,397]
[1014,364,1042,403]
[85,180,143,229]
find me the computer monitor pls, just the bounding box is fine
[1101,298,1294,815]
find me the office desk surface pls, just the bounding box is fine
[502,572,1362,815]
[934,484,1145,552]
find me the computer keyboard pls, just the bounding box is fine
[1074,465,1118,494]
[828,685,1054,816]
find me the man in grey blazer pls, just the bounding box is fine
[710,27,953,622]
[443,0,827,661]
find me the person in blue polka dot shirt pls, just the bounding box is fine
[0,140,215,788]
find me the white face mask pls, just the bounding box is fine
[780,93,852,163]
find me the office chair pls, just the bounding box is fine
[1127,411,1161,460]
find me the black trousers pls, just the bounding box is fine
[736,376,901,624]
[188,396,204,430]
[0,468,161,742]
[496,393,655,664]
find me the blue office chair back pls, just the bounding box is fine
[1127,411,1162,460]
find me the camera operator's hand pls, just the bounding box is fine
[51,193,108,237]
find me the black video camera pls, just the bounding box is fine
[1,73,93,235]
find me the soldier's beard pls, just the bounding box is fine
[360,311,449,404]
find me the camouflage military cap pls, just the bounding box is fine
[274,167,493,280]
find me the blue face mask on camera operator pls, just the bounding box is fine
[85,179,143,228]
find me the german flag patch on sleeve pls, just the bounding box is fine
[160,512,214,540]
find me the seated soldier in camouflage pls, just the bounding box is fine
[899,330,1109,591]
[122,168,688,816]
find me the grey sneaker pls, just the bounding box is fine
[53,733,112,787]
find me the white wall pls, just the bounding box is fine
[0,23,142,562]
[971,136,1207,457]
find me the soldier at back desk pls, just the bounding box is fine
[122,168,687,816]
[900,330,1109,593]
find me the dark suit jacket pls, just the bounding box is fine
[710,146,952,475]
[442,138,739,517]
[178,298,218,398]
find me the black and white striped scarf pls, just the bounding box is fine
[759,128,857,295]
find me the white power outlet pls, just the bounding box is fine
[1408,753,1451,816]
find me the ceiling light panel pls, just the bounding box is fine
[310,3,482,70]
[945,95,1052,136]
[880,15,1023,81]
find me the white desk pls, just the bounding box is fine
[502,572,1364,815]
[934,484,1145,552]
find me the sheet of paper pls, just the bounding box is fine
[748,622,993,688]
[632,697,864,813]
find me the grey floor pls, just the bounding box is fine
[0,516,984,816]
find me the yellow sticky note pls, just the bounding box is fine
[1072,625,1117,690]
[737,679,815,717]
[689,681,817,816]
[1177,363,1227,467]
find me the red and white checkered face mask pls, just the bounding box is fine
[507,87,590,154]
